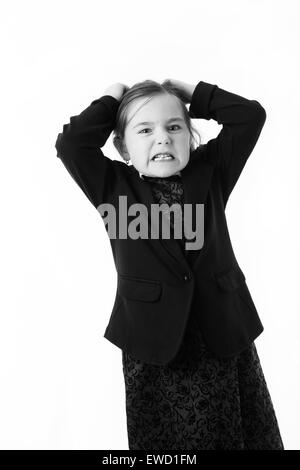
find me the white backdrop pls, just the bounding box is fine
[0,0,299,450]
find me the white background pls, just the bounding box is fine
[0,0,299,450]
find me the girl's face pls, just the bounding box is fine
[123,93,191,177]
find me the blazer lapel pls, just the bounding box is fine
[180,152,215,271]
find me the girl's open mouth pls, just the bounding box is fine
[152,153,175,162]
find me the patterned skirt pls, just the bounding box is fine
[122,308,284,450]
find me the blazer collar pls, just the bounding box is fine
[139,170,182,180]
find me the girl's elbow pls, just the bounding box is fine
[251,100,267,122]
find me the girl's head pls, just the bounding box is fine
[112,79,201,178]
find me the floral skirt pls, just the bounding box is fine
[122,309,284,450]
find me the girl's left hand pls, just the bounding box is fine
[164,79,196,103]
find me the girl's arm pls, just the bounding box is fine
[55,92,121,209]
[188,81,267,206]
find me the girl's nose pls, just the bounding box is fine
[156,134,171,144]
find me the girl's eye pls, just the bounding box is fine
[139,125,181,134]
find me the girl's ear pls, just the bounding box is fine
[122,149,130,163]
[113,135,128,158]
[121,142,130,159]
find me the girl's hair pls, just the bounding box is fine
[112,79,202,162]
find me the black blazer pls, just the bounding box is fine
[55,80,267,365]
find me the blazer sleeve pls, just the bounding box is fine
[189,81,267,207]
[55,94,121,209]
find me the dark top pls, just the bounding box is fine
[142,174,202,268]
[142,174,186,250]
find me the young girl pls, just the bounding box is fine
[55,78,284,450]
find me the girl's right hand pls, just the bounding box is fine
[103,82,129,102]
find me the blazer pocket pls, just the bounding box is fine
[215,265,246,292]
[212,265,260,324]
[118,275,162,302]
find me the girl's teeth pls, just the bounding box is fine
[153,155,173,161]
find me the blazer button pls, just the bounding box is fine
[183,274,191,281]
